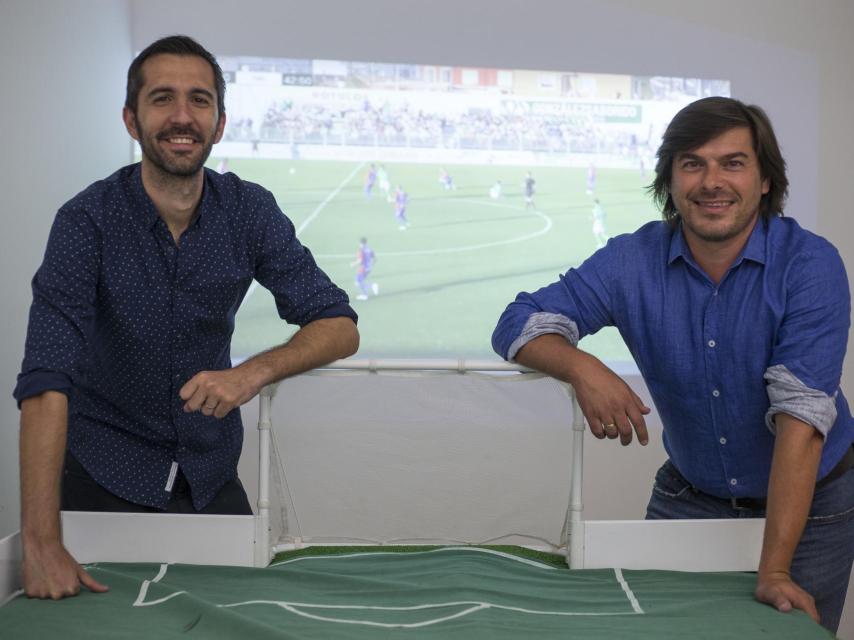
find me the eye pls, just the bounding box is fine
[680,159,700,170]
[726,159,745,168]
[152,94,170,104]
[193,95,212,106]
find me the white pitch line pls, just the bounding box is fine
[133,563,187,608]
[614,568,644,614]
[0,589,24,608]
[245,161,365,300]
[270,545,558,570]
[295,162,365,237]
[218,597,642,628]
[275,601,488,629]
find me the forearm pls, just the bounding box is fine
[516,333,650,445]
[514,334,597,386]
[238,316,359,390]
[20,392,69,546]
[759,413,823,578]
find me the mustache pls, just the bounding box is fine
[690,189,737,200]
[156,127,202,142]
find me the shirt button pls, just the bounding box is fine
[719,437,727,445]
[712,389,720,398]
[730,478,738,486]
[708,339,716,348]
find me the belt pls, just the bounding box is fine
[728,443,854,511]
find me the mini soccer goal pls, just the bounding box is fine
[1,359,765,605]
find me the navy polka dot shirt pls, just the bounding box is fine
[14,164,356,510]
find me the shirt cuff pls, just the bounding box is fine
[764,364,837,438]
[308,302,358,325]
[507,312,580,361]
[13,370,73,408]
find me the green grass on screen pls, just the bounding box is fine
[219,158,657,362]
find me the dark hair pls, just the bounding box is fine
[126,35,225,120]
[649,97,788,226]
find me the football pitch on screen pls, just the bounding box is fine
[220,157,657,361]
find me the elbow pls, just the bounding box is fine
[343,319,360,358]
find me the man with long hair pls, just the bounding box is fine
[494,97,853,633]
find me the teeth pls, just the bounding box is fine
[169,137,194,144]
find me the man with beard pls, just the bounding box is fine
[492,97,854,634]
[15,36,359,600]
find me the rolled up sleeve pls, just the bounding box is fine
[764,247,850,436]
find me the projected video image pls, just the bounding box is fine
[202,57,729,360]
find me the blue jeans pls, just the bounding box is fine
[646,458,854,634]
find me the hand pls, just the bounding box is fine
[572,356,650,446]
[180,368,260,419]
[755,571,819,624]
[22,539,108,600]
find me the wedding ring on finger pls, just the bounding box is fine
[603,422,618,434]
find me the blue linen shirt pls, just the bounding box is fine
[493,217,854,498]
[15,164,356,510]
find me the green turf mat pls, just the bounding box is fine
[1,547,831,639]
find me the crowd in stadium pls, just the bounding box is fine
[224,99,649,156]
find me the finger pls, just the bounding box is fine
[630,389,652,414]
[184,386,213,413]
[213,403,233,419]
[200,400,218,416]
[179,377,200,402]
[585,412,607,439]
[602,420,620,440]
[78,567,109,593]
[614,414,633,446]
[787,591,819,623]
[626,406,649,445]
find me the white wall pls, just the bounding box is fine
[0,0,132,537]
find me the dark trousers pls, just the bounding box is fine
[61,451,253,515]
[646,455,854,633]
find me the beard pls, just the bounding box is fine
[136,119,216,178]
[677,191,760,244]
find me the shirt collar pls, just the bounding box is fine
[129,163,214,231]
[667,217,769,268]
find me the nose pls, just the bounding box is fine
[700,163,724,191]
[167,97,193,125]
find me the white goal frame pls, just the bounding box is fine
[0,359,764,605]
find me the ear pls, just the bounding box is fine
[761,177,770,195]
[123,106,140,142]
[213,111,227,144]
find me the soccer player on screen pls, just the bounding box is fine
[351,237,379,300]
[394,185,409,229]
[364,163,377,199]
[586,162,596,195]
[591,199,608,249]
[524,172,536,210]
[377,164,391,201]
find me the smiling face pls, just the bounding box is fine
[123,54,225,178]
[669,126,770,248]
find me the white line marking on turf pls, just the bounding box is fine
[269,546,558,570]
[245,161,365,300]
[0,589,24,607]
[614,568,644,614]
[295,162,365,237]
[314,201,552,259]
[133,563,187,607]
[218,598,641,628]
